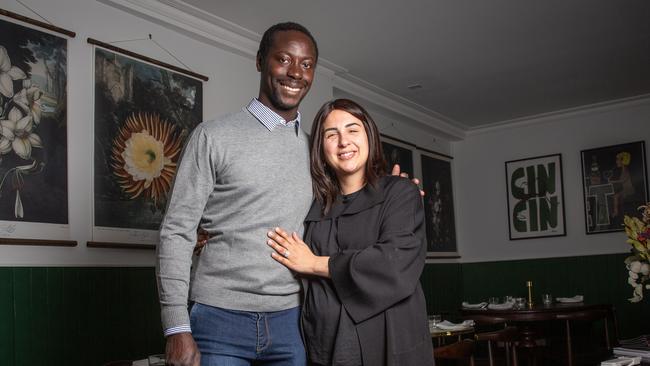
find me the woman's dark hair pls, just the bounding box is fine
[310,98,386,214]
[257,22,319,66]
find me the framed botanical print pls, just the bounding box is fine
[580,141,648,234]
[91,43,204,247]
[0,11,75,245]
[505,154,566,240]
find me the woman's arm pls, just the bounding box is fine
[267,229,331,278]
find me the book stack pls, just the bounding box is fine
[613,335,650,362]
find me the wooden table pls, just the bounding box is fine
[461,303,617,366]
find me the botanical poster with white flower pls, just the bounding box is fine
[93,48,202,241]
[0,19,68,226]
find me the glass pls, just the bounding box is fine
[513,297,526,310]
[503,295,514,303]
[428,314,442,329]
[542,293,553,306]
[489,297,500,305]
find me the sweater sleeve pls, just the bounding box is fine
[329,180,426,324]
[156,125,216,331]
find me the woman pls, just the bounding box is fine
[267,99,433,366]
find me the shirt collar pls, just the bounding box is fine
[246,98,301,132]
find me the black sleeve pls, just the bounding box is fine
[329,180,426,323]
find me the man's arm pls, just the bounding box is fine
[156,125,216,365]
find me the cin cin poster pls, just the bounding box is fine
[505,154,566,240]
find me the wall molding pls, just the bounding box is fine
[98,0,465,139]
[467,93,650,136]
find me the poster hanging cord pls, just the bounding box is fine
[15,0,52,25]
[105,34,194,74]
[149,34,193,72]
[88,37,208,81]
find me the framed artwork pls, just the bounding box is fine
[380,134,414,176]
[505,154,566,240]
[580,141,648,234]
[420,150,457,257]
[91,44,204,247]
[0,13,75,245]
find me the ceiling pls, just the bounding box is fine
[176,0,650,129]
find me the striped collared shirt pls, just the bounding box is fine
[246,98,301,134]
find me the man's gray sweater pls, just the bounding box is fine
[156,109,313,331]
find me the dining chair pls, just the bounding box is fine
[433,339,476,366]
[554,305,618,366]
[474,326,520,366]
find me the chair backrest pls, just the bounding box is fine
[555,304,619,349]
[101,361,133,366]
[475,326,520,366]
[475,325,519,343]
[434,339,475,366]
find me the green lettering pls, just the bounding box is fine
[526,166,537,196]
[529,199,538,231]
[511,168,526,199]
[513,200,528,232]
[537,163,556,195]
[539,196,558,230]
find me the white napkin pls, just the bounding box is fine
[556,295,584,303]
[487,301,515,310]
[462,301,488,309]
[435,320,475,331]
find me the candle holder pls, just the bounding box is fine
[526,281,534,309]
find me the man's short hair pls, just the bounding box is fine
[257,22,319,66]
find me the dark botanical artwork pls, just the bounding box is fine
[94,48,202,232]
[421,152,457,255]
[0,18,68,224]
[581,141,648,234]
[381,139,413,175]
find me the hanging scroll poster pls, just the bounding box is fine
[0,15,71,244]
[92,46,203,246]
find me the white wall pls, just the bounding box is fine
[0,0,336,266]
[454,98,650,262]
[0,0,449,266]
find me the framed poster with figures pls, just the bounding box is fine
[580,141,648,234]
[505,154,566,240]
[380,134,414,176]
[420,150,457,257]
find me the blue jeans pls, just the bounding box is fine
[190,303,306,366]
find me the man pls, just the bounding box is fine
[157,22,418,366]
[157,22,318,366]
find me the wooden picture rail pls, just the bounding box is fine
[0,238,77,246]
[87,37,209,82]
[380,133,453,160]
[87,241,156,250]
[427,254,461,259]
[0,8,75,37]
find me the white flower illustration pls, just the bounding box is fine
[0,107,42,159]
[0,46,27,98]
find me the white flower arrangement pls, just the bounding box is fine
[624,203,650,302]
